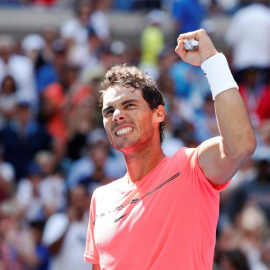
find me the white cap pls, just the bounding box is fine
[145,9,165,26]
[22,34,45,52]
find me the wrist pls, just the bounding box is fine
[201,53,238,100]
[201,49,218,64]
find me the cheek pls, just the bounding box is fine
[103,119,112,136]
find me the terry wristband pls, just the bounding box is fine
[201,53,239,100]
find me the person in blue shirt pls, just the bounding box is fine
[171,0,207,36]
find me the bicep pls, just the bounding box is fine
[198,136,244,186]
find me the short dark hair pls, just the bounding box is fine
[99,65,165,143]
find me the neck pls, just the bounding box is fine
[124,143,166,183]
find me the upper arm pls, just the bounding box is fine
[197,136,248,186]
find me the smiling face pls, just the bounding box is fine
[102,85,161,154]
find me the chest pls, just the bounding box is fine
[94,171,199,251]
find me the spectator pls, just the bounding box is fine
[0,75,18,126]
[21,33,46,74]
[70,26,103,68]
[169,53,209,117]
[0,201,38,270]
[139,9,165,80]
[42,184,90,270]
[28,220,50,270]
[218,203,269,270]
[80,41,122,86]
[0,101,52,181]
[89,0,111,42]
[229,159,270,223]
[171,0,207,37]
[35,150,67,216]
[16,162,47,222]
[36,39,68,93]
[60,0,92,63]
[40,27,58,65]
[67,128,126,191]
[238,68,270,127]
[225,0,270,83]
[194,93,219,143]
[0,34,37,106]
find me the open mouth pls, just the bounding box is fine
[115,127,134,136]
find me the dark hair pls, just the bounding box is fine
[1,75,17,93]
[99,65,165,143]
[224,250,250,270]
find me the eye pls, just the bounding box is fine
[104,109,114,117]
[125,103,136,109]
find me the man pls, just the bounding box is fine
[84,29,256,269]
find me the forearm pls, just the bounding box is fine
[214,88,256,161]
[200,51,256,160]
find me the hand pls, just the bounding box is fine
[175,29,218,66]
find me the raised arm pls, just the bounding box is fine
[175,29,256,186]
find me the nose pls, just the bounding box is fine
[112,109,125,122]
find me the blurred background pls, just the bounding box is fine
[0,0,270,269]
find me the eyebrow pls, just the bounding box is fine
[102,99,139,115]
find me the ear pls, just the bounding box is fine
[153,105,166,124]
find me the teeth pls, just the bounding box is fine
[116,127,133,136]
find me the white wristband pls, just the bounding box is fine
[201,53,238,100]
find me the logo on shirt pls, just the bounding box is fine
[94,172,181,224]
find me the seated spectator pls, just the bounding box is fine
[239,68,270,127]
[0,75,18,126]
[16,162,47,222]
[225,0,270,84]
[60,0,91,60]
[42,184,90,270]
[139,9,165,80]
[67,128,126,192]
[39,62,91,143]
[228,159,270,223]
[218,203,269,270]
[35,150,67,216]
[36,39,68,93]
[0,34,37,106]
[21,33,46,74]
[0,100,52,181]
[28,220,50,270]
[194,93,219,143]
[170,0,206,37]
[40,27,58,65]
[69,26,103,67]
[0,201,38,270]
[89,0,111,42]
[169,56,209,116]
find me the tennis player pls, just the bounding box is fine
[84,29,256,269]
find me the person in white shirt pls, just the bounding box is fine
[225,0,270,82]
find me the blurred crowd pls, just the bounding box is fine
[0,0,270,269]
